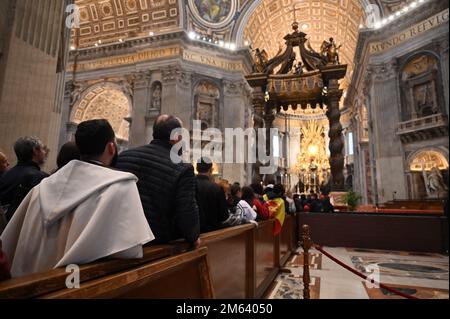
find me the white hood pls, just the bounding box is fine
[39,160,137,227]
[1,160,154,277]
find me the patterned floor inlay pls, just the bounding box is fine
[266,247,448,299]
[346,248,443,258]
[267,274,320,299]
[364,282,449,299]
[286,252,322,270]
[351,256,449,280]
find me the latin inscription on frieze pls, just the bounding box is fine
[68,46,246,72]
[369,9,449,54]
[68,46,181,71]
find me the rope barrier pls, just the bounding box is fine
[314,245,419,299]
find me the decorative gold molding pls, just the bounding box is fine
[68,46,247,72]
[182,49,246,72]
[369,9,449,54]
[68,46,182,72]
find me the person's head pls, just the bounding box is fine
[273,184,285,197]
[230,182,242,198]
[265,176,275,186]
[0,151,9,173]
[75,119,117,167]
[13,136,47,166]
[57,141,81,169]
[329,37,334,42]
[293,194,300,200]
[153,114,182,144]
[241,186,255,204]
[250,182,264,196]
[196,157,213,176]
[300,194,306,201]
[217,179,230,196]
[311,193,318,200]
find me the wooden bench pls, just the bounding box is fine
[42,247,214,299]
[0,245,175,298]
[0,215,298,299]
[382,200,444,211]
[298,212,448,253]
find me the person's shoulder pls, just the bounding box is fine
[119,145,152,158]
[176,162,195,174]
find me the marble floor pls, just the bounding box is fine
[266,247,449,299]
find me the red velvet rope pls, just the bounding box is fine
[314,245,418,299]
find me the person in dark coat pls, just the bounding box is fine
[0,137,49,221]
[293,194,303,212]
[56,141,81,170]
[320,194,335,213]
[310,193,323,213]
[195,158,229,233]
[228,182,241,213]
[116,115,200,247]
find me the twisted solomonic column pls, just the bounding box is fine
[326,80,345,191]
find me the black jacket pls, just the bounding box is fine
[116,140,200,244]
[0,161,48,220]
[196,175,229,233]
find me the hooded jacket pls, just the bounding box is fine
[0,160,154,278]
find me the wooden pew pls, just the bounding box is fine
[42,247,213,299]
[0,245,175,298]
[0,215,297,299]
[254,220,278,298]
[197,215,297,299]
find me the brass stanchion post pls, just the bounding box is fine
[301,224,312,299]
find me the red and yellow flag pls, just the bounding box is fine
[264,196,286,236]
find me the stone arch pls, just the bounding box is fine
[70,82,132,142]
[407,148,449,172]
[406,147,449,199]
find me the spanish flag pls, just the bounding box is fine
[263,195,286,236]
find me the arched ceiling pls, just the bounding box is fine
[73,0,181,48]
[243,0,366,89]
[73,86,131,141]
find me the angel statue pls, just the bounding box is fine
[253,48,269,73]
[423,166,448,198]
[320,37,342,65]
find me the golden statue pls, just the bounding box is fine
[320,37,342,65]
[253,48,269,73]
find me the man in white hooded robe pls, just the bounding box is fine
[1,119,155,278]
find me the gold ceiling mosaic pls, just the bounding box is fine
[73,86,131,140]
[243,0,365,88]
[73,0,180,48]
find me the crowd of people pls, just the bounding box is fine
[0,115,334,280]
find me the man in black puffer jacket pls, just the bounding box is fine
[116,115,200,247]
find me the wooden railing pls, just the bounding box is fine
[0,215,297,299]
